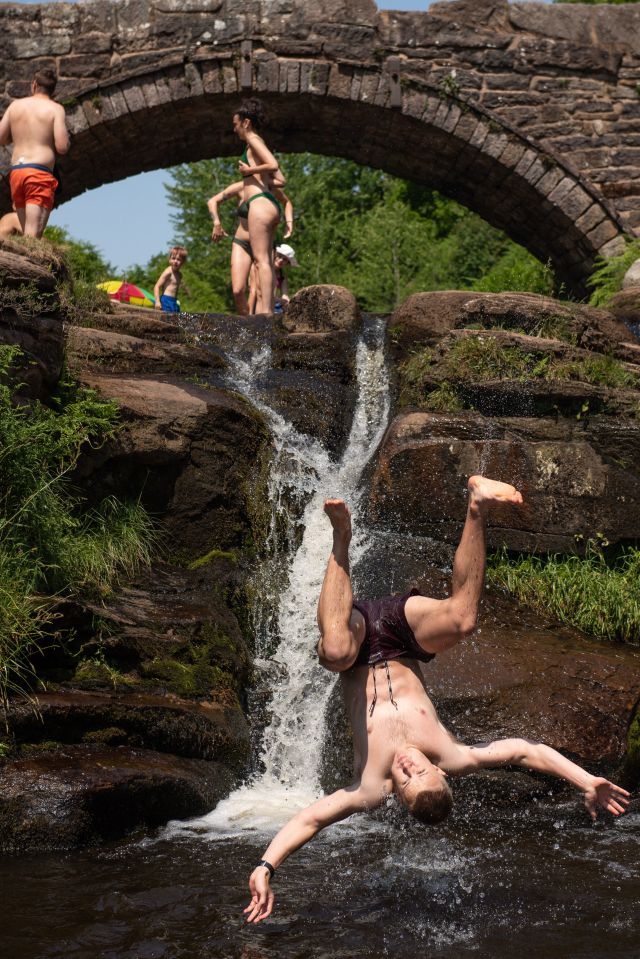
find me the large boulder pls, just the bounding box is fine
[72,374,270,561]
[369,410,640,551]
[271,285,361,455]
[65,325,223,376]
[389,290,635,363]
[280,284,361,334]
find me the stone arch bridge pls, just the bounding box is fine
[2,0,640,294]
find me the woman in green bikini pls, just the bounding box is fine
[232,98,282,313]
[208,179,293,315]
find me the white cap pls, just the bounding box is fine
[275,243,299,267]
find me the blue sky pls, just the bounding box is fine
[11,0,552,271]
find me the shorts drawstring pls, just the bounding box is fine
[369,659,398,716]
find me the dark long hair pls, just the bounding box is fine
[237,98,267,131]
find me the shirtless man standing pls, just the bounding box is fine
[0,68,69,238]
[245,476,630,923]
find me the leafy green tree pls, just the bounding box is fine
[43,225,114,283]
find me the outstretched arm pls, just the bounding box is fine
[449,738,630,821]
[245,786,380,923]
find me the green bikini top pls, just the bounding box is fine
[241,146,248,164]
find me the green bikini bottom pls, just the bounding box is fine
[236,191,282,221]
[233,236,253,258]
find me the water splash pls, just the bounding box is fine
[166,318,390,838]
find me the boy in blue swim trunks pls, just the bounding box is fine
[154,246,189,313]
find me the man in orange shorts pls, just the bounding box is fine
[0,68,69,238]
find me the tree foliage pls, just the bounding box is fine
[123,153,554,314]
[43,225,114,283]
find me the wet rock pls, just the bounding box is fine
[271,285,360,455]
[0,745,233,852]
[76,303,187,340]
[280,284,361,334]
[369,410,640,551]
[66,324,223,376]
[72,373,270,561]
[8,689,249,766]
[0,241,65,399]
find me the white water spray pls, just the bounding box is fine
[166,319,390,839]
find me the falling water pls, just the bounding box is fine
[166,317,390,838]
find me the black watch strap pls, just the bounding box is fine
[256,859,275,878]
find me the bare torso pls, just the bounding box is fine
[340,658,460,798]
[5,96,61,168]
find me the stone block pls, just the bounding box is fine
[557,185,593,221]
[286,60,300,94]
[65,104,90,136]
[256,58,279,93]
[79,0,117,33]
[587,219,622,251]
[73,32,114,55]
[468,120,490,150]
[222,65,238,94]
[499,140,527,170]
[202,64,223,95]
[59,54,112,79]
[513,148,538,178]
[537,166,564,197]
[9,33,72,58]
[328,63,353,100]
[358,71,379,104]
[482,131,508,160]
[121,79,147,114]
[575,203,607,235]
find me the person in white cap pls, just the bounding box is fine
[273,242,299,313]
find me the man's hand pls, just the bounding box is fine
[583,777,630,821]
[244,867,274,923]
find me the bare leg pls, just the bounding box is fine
[316,500,363,672]
[23,203,50,238]
[406,475,523,651]
[248,199,278,313]
[231,240,251,315]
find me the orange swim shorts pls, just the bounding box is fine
[9,165,58,211]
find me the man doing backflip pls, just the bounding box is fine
[245,476,630,923]
[0,68,69,238]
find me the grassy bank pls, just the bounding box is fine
[487,544,640,644]
[0,346,156,727]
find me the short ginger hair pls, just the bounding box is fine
[170,246,188,260]
[406,779,453,826]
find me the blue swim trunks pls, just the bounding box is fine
[160,294,180,313]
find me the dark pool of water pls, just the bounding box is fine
[2,799,638,959]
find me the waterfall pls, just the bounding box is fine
[166,318,390,838]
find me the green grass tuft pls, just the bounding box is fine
[0,346,156,727]
[488,544,640,644]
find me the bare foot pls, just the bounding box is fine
[468,475,523,511]
[324,498,352,540]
